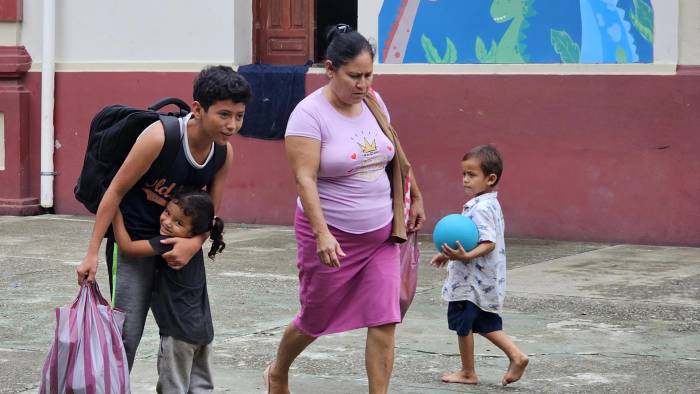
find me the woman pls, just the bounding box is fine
[265,25,426,394]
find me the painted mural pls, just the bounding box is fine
[379,0,654,64]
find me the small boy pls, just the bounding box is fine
[430,145,528,386]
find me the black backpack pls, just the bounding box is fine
[74,98,226,213]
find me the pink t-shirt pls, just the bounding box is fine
[285,88,395,234]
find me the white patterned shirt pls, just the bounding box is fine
[441,192,507,314]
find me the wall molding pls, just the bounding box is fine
[29,61,234,73]
[0,45,31,77]
[676,65,700,75]
[317,63,678,76]
[27,61,680,76]
[0,0,22,22]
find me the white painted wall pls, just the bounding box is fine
[0,22,21,46]
[358,0,382,55]
[679,0,700,64]
[21,0,243,71]
[653,0,679,65]
[234,0,253,66]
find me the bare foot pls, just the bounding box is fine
[501,353,529,386]
[264,361,290,394]
[441,370,478,385]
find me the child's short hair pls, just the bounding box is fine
[193,65,252,110]
[462,145,503,186]
[170,190,226,259]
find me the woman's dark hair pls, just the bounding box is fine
[170,191,226,259]
[462,145,504,186]
[325,24,374,68]
[193,65,252,111]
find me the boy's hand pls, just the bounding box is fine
[162,236,204,269]
[441,241,471,262]
[429,252,449,268]
[76,254,98,285]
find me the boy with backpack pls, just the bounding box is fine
[76,65,251,370]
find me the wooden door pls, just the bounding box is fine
[254,0,315,65]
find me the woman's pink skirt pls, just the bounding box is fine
[293,207,400,337]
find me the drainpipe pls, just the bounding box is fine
[40,0,56,208]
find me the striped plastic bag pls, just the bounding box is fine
[39,282,130,393]
[399,231,419,319]
[399,174,420,319]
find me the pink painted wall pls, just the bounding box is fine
[22,70,700,246]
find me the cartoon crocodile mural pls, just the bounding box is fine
[476,0,535,63]
[551,0,652,64]
[579,0,640,63]
[378,0,654,64]
[420,34,458,64]
[382,0,422,64]
[629,0,654,43]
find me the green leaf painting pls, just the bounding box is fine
[421,34,458,64]
[421,35,441,63]
[630,0,653,43]
[616,46,628,63]
[475,37,487,62]
[475,37,498,63]
[550,29,580,63]
[443,38,457,63]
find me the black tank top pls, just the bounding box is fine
[120,114,218,240]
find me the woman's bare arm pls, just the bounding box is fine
[286,136,346,267]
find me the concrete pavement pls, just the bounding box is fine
[1,214,699,393]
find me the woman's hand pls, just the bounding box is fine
[429,252,449,268]
[407,196,426,232]
[161,236,205,269]
[315,231,346,268]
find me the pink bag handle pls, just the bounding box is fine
[71,282,110,308]
[90,282,111,307]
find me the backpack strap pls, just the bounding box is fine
[213,143,227,173]
[148,115,182,179]
[148,98,190,117]
[206,143,228,191]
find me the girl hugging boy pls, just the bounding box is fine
[112,191,224,393]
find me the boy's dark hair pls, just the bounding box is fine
[463,145,504,186]
[325,24,374,68]
[193,65,252,111]
[170,191,226,259]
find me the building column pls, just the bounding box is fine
[0,0,39,215]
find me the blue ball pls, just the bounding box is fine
[433,214,479,252]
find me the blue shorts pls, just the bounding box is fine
[447,300,503,336]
